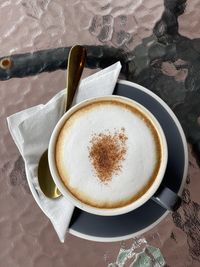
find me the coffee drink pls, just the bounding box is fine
[55,99,162,209]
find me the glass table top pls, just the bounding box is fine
[0,1,200,266]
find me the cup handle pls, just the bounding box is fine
[151,185,182,211]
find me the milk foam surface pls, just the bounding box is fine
[56,101,161,208]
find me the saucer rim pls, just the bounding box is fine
[68,79,188,242]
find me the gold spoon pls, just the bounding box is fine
[38,45,86,198]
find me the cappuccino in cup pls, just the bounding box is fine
[49,96,167,215]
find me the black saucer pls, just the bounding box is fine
[68,80,188,242]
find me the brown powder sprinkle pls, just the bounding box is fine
[88,128,128,183]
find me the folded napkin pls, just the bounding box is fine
[7,61,122,242]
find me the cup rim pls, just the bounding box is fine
[48,95,168,216]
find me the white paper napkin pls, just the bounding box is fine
[7,61,122,242]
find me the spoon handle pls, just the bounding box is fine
[65,45,86,112]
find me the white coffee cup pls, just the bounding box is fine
[48,95,168,216]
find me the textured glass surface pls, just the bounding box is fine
[1,0,200,266]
